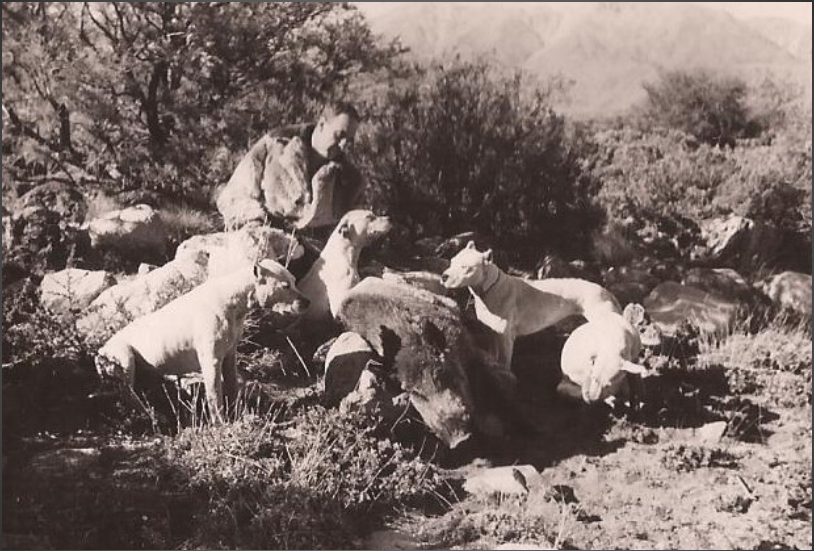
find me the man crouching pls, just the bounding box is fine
[96,259,309,422]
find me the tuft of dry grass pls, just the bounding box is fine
[159,203,221,247]
[697,315,812,373]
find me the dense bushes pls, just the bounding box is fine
[591,125,812,237]
[2,2,400,207]
[356,61,603,265]
[641,70,760,147]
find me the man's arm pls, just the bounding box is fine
[216,136,273,229]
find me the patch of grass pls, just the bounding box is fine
[697,316,812,374]
[393,490,578,550]
[164,406,445,549]
[159,203,221,249]
[660,443,740,472]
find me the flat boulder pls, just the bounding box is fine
[39,268,116,314]
[644,281,740,337]
[758,272,812,317]
[85,204,169,261]
[463,465,542,497]
[337,277,474,448]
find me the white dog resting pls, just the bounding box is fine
[441,241,621,374]
[297,209,392,322]
[96,259,309,421]
[559,311,653,405]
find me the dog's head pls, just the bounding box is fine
[331,209,392,248]
[441,241,493,289]
[252,259,310,318]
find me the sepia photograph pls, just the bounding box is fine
[2,2,811,549]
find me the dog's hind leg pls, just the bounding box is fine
[197,347,225,424]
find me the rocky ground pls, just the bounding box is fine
[2,315,811,550]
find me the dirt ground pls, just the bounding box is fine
[2,322,811,550]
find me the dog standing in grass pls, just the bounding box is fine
[96,259,309,422]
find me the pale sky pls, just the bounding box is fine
[356,2,813,23]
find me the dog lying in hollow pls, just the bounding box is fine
[441,241,622,379]
[297,209,392,323]
[559,310,652,405]
[95,259,309,422]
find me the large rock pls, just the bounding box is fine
[758,272,812,317]
[381,268,449,297]
[603,265,661,307]
[693,216,753,262]
[682,268,759,304]
[337,278,475,448]
[693,216,788,274]
[323,332,379,406]
[177,224,304,279]
[643,281,740,336]
[77,249,209,339]
[85,204,169,260]
[39,268,116,313]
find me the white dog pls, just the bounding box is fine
[441,241,621,373]
[560,311,652,405]
[298,209,392,322]
[96,259,309,421]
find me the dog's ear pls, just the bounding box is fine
[484,249,493,262]
[338,220,351,239]
[466,240,476,250]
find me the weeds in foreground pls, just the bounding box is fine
[164,406,445,549]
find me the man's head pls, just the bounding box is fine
[311,101,360,161]
[441,241,493,289]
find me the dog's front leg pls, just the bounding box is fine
[496,333,516,373]
[222,348,238,419]
[198,348,225,424]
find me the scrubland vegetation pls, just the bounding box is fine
[2,3,811,550]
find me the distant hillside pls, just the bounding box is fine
[746,16,812,61]
[360,1,812,117]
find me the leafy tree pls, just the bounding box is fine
[641,70,757,148]
[2,2,401,205]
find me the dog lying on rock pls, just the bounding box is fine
[96,259,309,422]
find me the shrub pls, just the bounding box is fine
[356,60,602,266]
[641,69,758,147]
